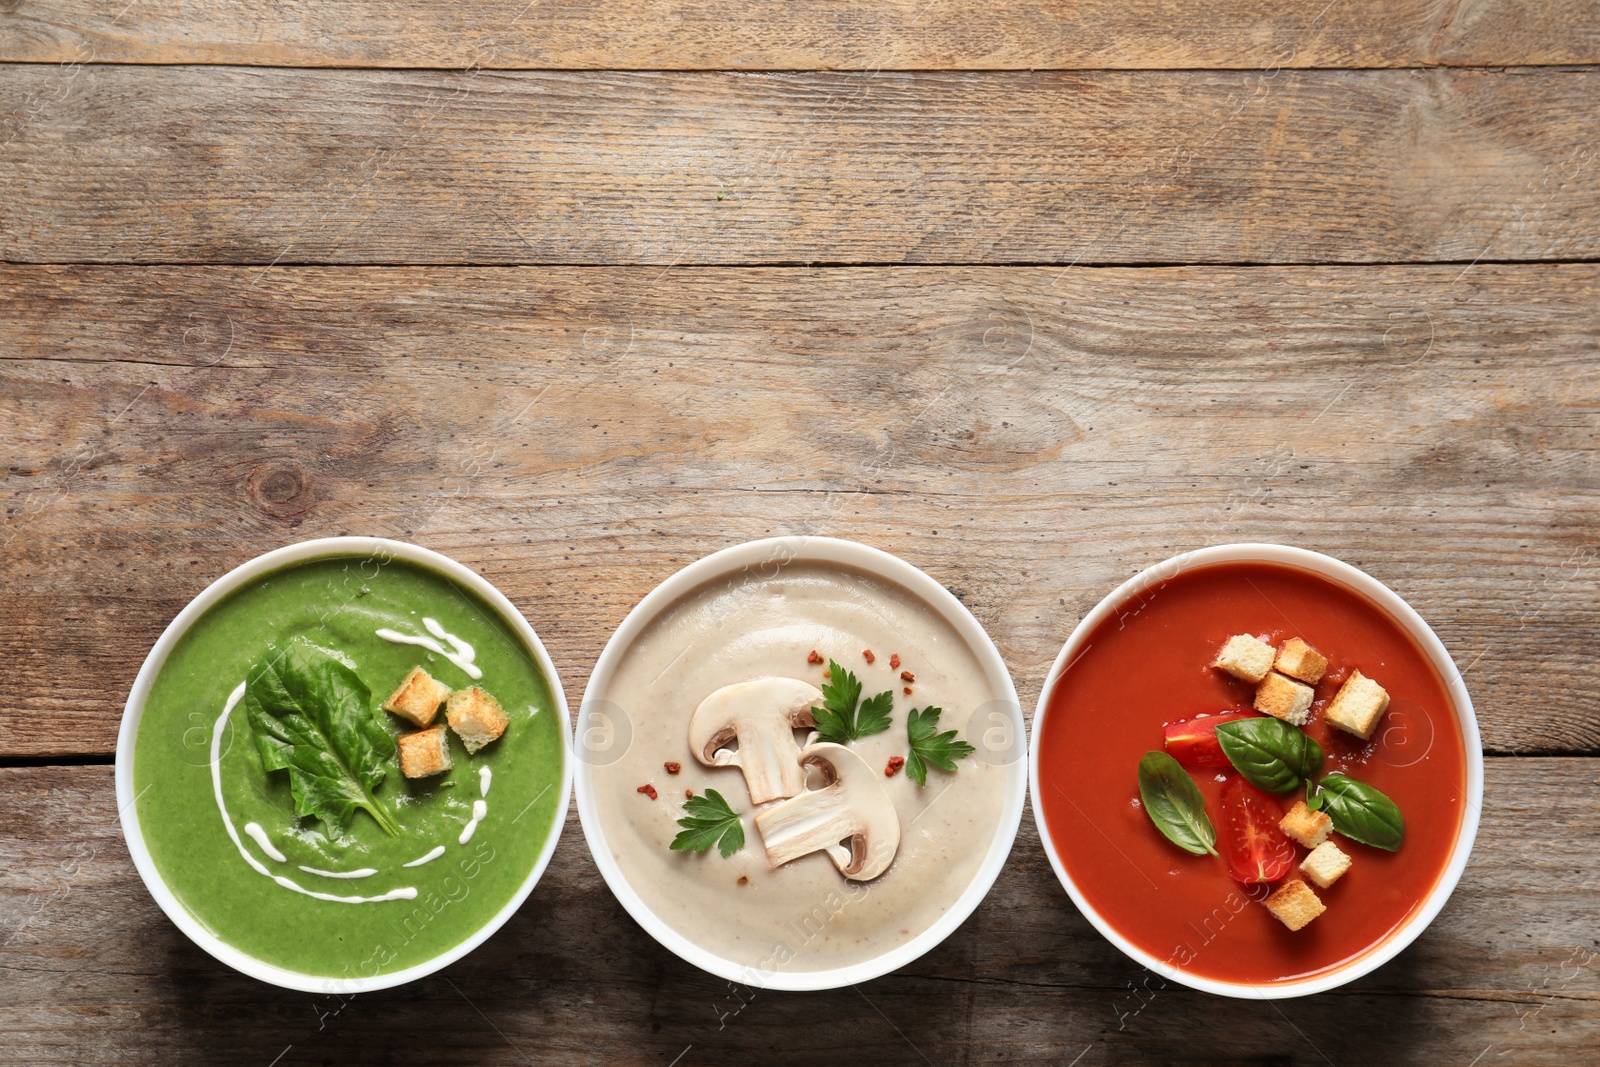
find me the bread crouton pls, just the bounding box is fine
[447,686,509,754]
[1300,841,1352,889]
[1254,671,1315,726]
[398,726,453,778]
[1324,670,1390,740]
[1213,634,1275,683]
[1273,637,1328,685]
[1280,799,1333,848]
[383,666,452,728]
[1263,878,1325,931]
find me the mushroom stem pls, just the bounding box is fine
[734,717,808,803]
[754,743,901,881]
[756,772,855,870]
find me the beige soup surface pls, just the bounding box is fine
[589,561,1012,976]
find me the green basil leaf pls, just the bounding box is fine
[1137,751,1218,856]
[1215,717,1325,794]
[1314,772,1405,851]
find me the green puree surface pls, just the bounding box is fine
[134,555,564,979]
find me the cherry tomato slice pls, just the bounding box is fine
[1162,709,1261,769]
[1219,777,1295,884]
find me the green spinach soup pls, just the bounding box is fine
[133,554,564,980]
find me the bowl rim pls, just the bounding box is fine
[114,536,573,993]
[1027,542,1484,999]
[573,535,1027,991]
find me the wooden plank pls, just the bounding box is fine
[2,264,1597,757]
[3,67,1598,266]
[3,0,1598,70]
[1,759,1596,1064]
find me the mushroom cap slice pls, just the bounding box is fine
[754,742,901,881]
[687,677,822,805]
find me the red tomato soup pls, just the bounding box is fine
[1035,561,1470,986]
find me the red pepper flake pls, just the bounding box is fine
[900,670,915,683]
[636,784,658,800]
[903,687,912,696]
[737,875,749,886]
[664,761,682,775]
[885,755,905,777]
[863,649,876,664]
[685,788,694,799]
[807,649,823,665]
[890,653,901,670]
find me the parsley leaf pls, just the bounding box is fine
[670,788,746,858]
[811,659,895,744]
[904,706,976,787]
[245,641,401,836]
[854,689,894,738]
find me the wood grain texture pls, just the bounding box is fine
[3,0,1598,69]
[1,759,1596,1065]
[4,66,1598,266]
[3,264,1597,757]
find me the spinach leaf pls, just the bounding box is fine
[1137,751,1218,856]
[245,641,400,836]
[1314,773,1405,851]
[1215,717,1324,794]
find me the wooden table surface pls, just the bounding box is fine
[4,1,1599,1063]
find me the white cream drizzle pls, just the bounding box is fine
[403,845,447,868]
[211,681,419,904]
[373,617,482,680]
[479,765,493,797]
[243,822,288,863]
[459,799,488,844]
[423,617,476,665]
[299,865,378,880]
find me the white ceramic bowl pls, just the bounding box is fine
[1029,543,1484,999]
[574,536,1028,990]
[115,536,572,993]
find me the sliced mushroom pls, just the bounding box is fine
[754,742,901,881]
[688,677,822,805]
